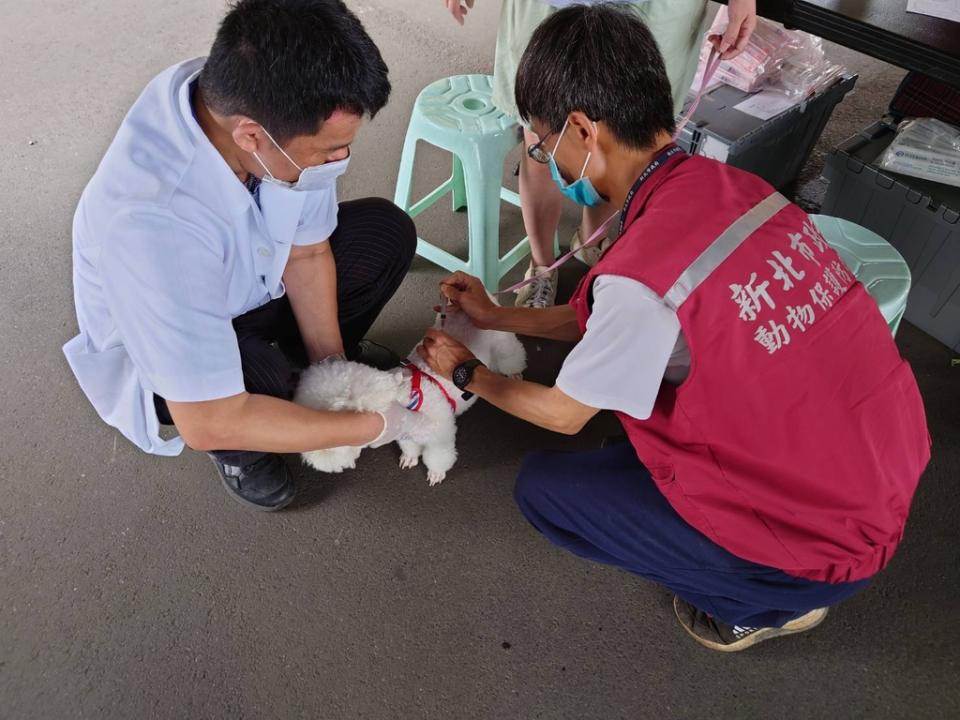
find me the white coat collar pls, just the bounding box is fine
[174,56,306,242]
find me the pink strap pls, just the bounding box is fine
[674,46,721,140]
[497,211,619,296]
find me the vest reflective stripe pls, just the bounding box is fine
[664,192,791,311]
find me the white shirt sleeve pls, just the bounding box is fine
[555,275,687,420]
[99,206,245,403]
[292,185,339,246]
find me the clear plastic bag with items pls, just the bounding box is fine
[692,7,845,98]
[878,117,960,188]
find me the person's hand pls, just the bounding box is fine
[438,271,498,329]
[417,328,476,380]
[444,0,475,26]
[370,402,436,448]
[710,0,757,60]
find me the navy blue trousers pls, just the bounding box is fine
[514,441,871,628]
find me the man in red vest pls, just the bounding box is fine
[418,5,930,651]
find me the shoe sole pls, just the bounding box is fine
[674,597,829,653]
[572,244,600,267]
[211,459,296,512]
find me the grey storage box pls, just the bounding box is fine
[676,75,857,190]
[821,120,960,351]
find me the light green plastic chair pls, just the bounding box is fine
[394,75,556,291]
[811,215,911,336]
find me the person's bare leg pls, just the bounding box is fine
[520,127,562,266]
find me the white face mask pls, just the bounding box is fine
[253,125,350,192]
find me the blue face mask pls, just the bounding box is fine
[548,119,604,208]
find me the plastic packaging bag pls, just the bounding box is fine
[691,7,845,98]
[878,117,960,188]
[775,35,845,99]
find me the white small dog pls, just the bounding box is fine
[294,309,526,485]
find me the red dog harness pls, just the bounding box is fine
[404,363,457,414]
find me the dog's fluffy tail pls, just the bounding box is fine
[293,360,408,472]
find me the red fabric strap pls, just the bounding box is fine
[404,363,456,414]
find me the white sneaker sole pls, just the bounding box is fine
[674,597,829,653]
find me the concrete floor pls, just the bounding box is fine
[1,1,958,718]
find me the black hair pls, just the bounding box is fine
[199,0,391,143]
[515,5,675,149]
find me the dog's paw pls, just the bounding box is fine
[399,455,419,470]
[426,469,446,486]
[508,373,524,380]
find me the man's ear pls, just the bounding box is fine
[567,111,598,150]
[232,117,263,154]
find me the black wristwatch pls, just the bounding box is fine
[452,359,485,400]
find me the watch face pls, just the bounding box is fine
[454,359,482,390]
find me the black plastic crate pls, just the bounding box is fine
[821,120,960,351]
[676,74,858,190]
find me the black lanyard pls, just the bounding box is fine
[616,144,686,238]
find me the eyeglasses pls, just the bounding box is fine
[526,130,556,164]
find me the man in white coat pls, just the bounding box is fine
[64,0,431,511]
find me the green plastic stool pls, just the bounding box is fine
[811,215,911,336]
[394,75,556,291]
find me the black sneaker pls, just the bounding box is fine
[208,453,297,511]
[673,596,828,652]
[347,339,403,370]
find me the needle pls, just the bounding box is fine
[439,290,447,329]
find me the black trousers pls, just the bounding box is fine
[156,197,417,464]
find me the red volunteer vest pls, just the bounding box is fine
[571,151,930,583]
